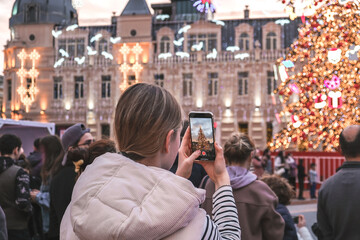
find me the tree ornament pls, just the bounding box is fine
[328,48,342,64]
[328,91,343,109]
[314,94,327,109]
[324,75,341,90]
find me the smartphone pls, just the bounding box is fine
[189,111,216,161]
[292,216,299,224]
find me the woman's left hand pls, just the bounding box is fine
[176,127,200,179]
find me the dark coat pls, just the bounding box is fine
[0,205,7,240]
[47,166,76,239]
[276,204,298,240]
[317,161,360,240]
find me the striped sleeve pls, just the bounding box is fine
[201,185,241,240]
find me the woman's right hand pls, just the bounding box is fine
[198,142,230,190]
[297,214,307,228]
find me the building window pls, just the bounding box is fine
[154,74,164,87]
[183,73,193,97]
[239,33,250,51]
[98,39,108,53]
[267,122,273,144]
[160,36,171,53]
[238,72,249,96]
[266,32,277,50]
[128,75,136,86]
[208,73,218,96]
[26,5,38,23]
[239,122,249,135]
[188,33,217,52]
[101,75,111,98]
[53,77,63,100]
[7,79,11,101]
[101,124,110,138]
[58,38,85,58]
[74,76,84,99]
[267,71,276,95]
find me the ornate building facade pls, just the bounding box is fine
[2,0,301,148]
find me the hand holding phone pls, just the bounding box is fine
[176,128,201,179]
[197,142,230,190]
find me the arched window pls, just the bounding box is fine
[160,36,171,53]
[26,5,38,23]
[98,39,108,53]
[239,33,250,51]
[266,32,277,50]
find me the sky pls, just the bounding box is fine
[0,0,289,74]
[190,118,214,140]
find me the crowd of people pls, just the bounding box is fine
[0,83,360,240]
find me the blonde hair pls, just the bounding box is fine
[224,132,255,165]
[114,83,182,160]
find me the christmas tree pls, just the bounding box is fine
[196,127,211,151]
[270,0,360,151]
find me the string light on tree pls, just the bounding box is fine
[16,49,40,113]
[271,0,360,151]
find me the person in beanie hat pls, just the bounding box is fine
[47,124,93,240]
[61,123,94,166]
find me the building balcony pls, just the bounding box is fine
[55,55,114,69]
[152,49,286,64]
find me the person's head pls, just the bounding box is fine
[114,83,182,170]
[286,152,292,158]
[40,135,64,184]
[33,138,40,151]
[299,158,303,165]
[61,123,94,151]
[339,125,360,160]
[261,175,295,205]
[88,139,117,163]
[224,132,255,168]
[61,123,94,166]
[0,134,23,160]
[263,148,270,157]
[310,163,316,170]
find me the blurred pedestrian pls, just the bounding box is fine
[275,151,286,177]
[317,125,360,239]
[309,163,317,199]
[48,123,94,240]
[252,148,265,178]
[27,138,42,179]
[286,153,297,191]
[261,175,298,240]
[31,135,63,237]
[297,159,306,200]
[263,148,273,174]
[202,133,285,240]
[0,134,32,240]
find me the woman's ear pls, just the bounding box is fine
[163,129,174,153]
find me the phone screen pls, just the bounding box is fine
[189,113,216,161]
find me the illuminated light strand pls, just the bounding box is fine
[16,49,40,112]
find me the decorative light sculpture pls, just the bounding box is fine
[119,43,144,91]
[16,49,40,112]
